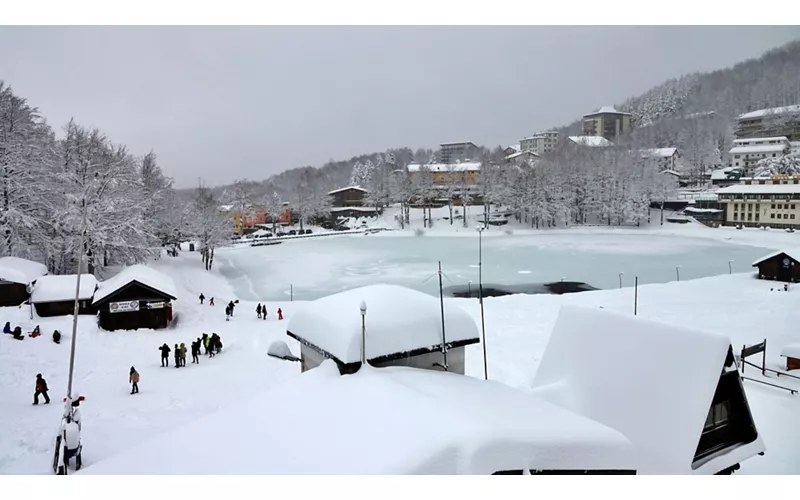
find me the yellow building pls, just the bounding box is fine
[716,176,800,229]
[407,162,481,186]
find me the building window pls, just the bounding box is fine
[778,204,783,209]
[755,213,760,221]
[771,213,776,219]
[734,213,738,221]
[785,214,790,219]
[792,204,796,210]
[792,214,796,220]
[748,213,753,221]
[772,204,776,209]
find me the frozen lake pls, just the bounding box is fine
[214,232,773,301]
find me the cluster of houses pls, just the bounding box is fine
[0,257,177,332]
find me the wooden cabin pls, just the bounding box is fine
[92,265,177,331]
[531,305,764,475]
[0,257,48,307]
[30,274,98,317]
[286,284,480,375]
[328,186,367,207]
[751,250,800,282]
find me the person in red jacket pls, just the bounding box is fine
[34,373,50,405]
[277,308,283,320]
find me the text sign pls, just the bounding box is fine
[109,300,140,313]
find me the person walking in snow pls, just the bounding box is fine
[225,304,231,321]
[180,343,187,367]
[202,333,209,355]
[277,308,283,321]
[159,343,171,367]
[262,305,267,320]
[191,339,201,364]
[34,373,50,405]
[209,297,215,306]
[256,303,262,319]
[228,301,235,316]
[52,330,61,344]
[174,344,181,368]
[129,367,140,394]
[199,293,205,305]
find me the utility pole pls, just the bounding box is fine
[437,261,448,370]
[478,226,488,380]
[67,196,89,400]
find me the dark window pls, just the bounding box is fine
[778,204,783,209]
[771,213,776,219]
[792,214,796,220]
[792,204,796,210]
[785,214,789,219]
[704,401,730,431]
[772,204,776,209]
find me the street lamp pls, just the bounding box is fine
[468,280,472,299]
[676,265,681,282]
[477,226,488,380]
[359,301,367,365]
[618,272,624,289]
[728,260,734,275]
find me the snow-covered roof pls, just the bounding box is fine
[568,136,614,147]
[733,137,789,145]
[660,169,682,177]
[287,284,479,365]
[0,257,48,285]
[82,365,635,474]
[330,206,377,213]
[737,104,800,120]
[440,141,477,147]
[31,275,98,303]
[751,249,800,267]
[530,305,764,475]
[505,150,540,160]
[781,342,800,359]
[93,265,177,304]
[218,204,234,212]
[716,183,800,194]
[642,148,677,158]
[504,144,520,152]
[710,168,742,181]
[683,207,722,213]
[584,106,631,116]
[407,162,481,173]
[729,145,787,154]
[327,186,368,195]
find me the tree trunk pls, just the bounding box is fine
[660,202,664,225]
[449,202,453,225]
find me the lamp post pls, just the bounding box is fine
[359,301,367,365]
[728,260,734,275]
[67,196,89,401]
[676,265,681,282]
[618,272,624,289]
[468,280,472,299]
[477,226,488,380]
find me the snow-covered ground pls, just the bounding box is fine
[1,216,799,474]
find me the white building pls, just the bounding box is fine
[735,104,800,141]
[505,150,540,166]
[716,180,800,229]
[729,137,791,172]
[641,147,680,171]
[286,284,480,375]
[520,131,560,156]
[531,305,764,475]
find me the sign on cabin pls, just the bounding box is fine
[110,300,140,313]
[147,302,165,309]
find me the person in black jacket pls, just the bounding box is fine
[199,293,205,305]
[228,301,235,316]
[191,339,201,364]
[174,344,181,368]
[34,373,50,405]
[159,343,171,367]
[256,303,262,319]
[52,330,61,344]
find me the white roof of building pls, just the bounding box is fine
[642,148,677,158]
[530,305,764,475]
[31,274,98,303]
[584,106,631,116]
[330,206,377,213]
[82,364,635,474]
[0,257,48,285]
[407,162,481,173]
[751,249,800,267]
[737,104,800,120]
[733,137,789,145]
[716,183,800,195]
[710,167,742,181]
[93,265,178,304]
[327,186,367,195]
[287,284,479,364]
[440,141,477,147]
[568,136,614,147]
[505,151,540,160]
[781,342,800,359]
[729,145,787,155]
[218,204,234,212]
[504,144,520,152]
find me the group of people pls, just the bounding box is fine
[158,333,223,369]
[198,293,283,322]
[4,322,62,343]
[255,303,282,320]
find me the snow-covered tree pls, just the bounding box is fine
[752,154,800,178]
[189,184,230,270]
[222,178,256,234]
[263,191,284,234]
[349,161,370,187]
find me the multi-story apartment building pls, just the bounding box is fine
[716,176,800,229]
[406,162,482,206]
[735,104,800,141]
[582,106,632,141]
[519,131,560,156]
[729,137,790,173]
[438,141,480,164]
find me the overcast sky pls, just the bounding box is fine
[1,26,798,187]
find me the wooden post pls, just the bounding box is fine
[762,338,767,376]
[741,345,746,374]
[634,277,638,316]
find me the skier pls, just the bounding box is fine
[34,373,50,405]
[202,333,209,355]
[180,343,187,367]
[2,321,10,334]
[256,303,262,319]
[174,344,181,368]
[199,293,205,305]
[191,339,201,364]
[52,330,61,344]
[277,308,283,320]
[209,297,215,306]
[129,367,140,394]
[228,300,235,316]
[159,343,171,367]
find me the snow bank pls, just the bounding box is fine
[0,256,48,285]
[93,265,177,304]
[286,284,479,364]
[82,366,634,474]
[530,305,764,474]
[30,274,98,303]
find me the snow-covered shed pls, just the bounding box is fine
[0,257,48,307]
[92,265,177,331]
[82,364,636,475]
[286,284,480,375]
[531,305,764,475]
[751,249,800,283]
[31,274,98,317]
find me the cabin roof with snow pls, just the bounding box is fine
[530,305,764,475]
[751,249,800,267]
[584,106,631,117]
[729,145,787,155]
[30,274,98,304]
[0,257,48,285]
[568,136,614,148]
[81,365,635,475]
[737,104,800,120]
[781,342,800,359]
[93,265,177,305]
[642,148,678,158]
[327,185,368,195]
[407,162,482,173]
[505,150,540,160]
[286,284,480,365]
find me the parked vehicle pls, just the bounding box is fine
[288,230,297,236]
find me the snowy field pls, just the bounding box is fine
[1,217,799,474]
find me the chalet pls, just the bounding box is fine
[92,265,177,331]
[531,305,764,475]
[286,284,480,375]
[751,250,800,283]
[641,147,679,171]
[82,364,636,474]
[328,186,367,207]
[502,144,520,156]
[0,257,48,307]
[504,150,540,166]
[30,274,98,317]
